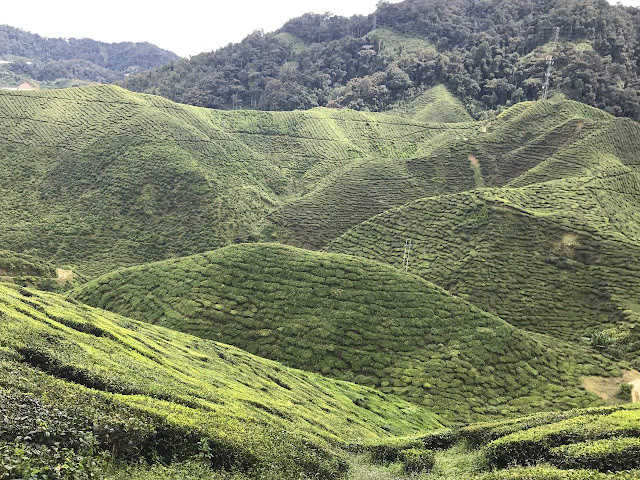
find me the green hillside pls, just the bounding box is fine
[0,85,481,276]
[344,402,640,479]
[3,87,633,274]
[326,101,640,365]
[0,249,80,291]
[389,85,473,123]
[0,24,178,89]
[0,282,439,479]
[264,98,636,249]
[71,243,622,422]
[121,0,640,120]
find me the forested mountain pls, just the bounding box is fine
[0,25,178,88]
[121,0,640,120]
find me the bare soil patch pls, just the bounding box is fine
[582,370,640,404]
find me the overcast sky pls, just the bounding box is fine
[2,0,638,58]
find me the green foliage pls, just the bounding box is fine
[328,99,640,367]
[550,437,640,471]
[484,405,640,470]
[122,0,640,121]
[0,250,55,278]
[71,243,618,422]
[388,85,473,123]
[0,84,475,276]
[473,466,640,480]
[0,24,177,88]
[0,283,439,478]
[399,447,435,473]
[618,383,634,401]
[0,249,81,292]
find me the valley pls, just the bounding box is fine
[1,1,640,478]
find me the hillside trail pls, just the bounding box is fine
[631,379,640,404]
[582,370,640,404]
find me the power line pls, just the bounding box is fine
[542,27,560,101]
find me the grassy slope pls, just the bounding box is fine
[327,100,640,362]
[344,403,640,479]
[3,87,621,273]
[264,98,627,249]
[389,85,474,123]
[0,84,458,276]
[70,243,621,422]
[0,282,440,478]
[0,248,82,291]
[327,187,640,349]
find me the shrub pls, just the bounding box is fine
[550,437,640,471]
[618,383,633,401]
[484,407,640,468]
[416,428,457,450]
[400,448,435,473]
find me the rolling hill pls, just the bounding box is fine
[70,243,622,422]
[0,282,439,479]
[3,86,634,277]
[0,249,80,290]
[263,97,639,249]
[326,100,640,366]
[0,84,481,276]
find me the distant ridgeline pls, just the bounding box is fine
[0,25,177,89]
[121,0,640,121]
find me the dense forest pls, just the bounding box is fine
[0,25,178,87]
[121,0,640,120]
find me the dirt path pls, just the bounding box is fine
[582,370,640,404]
[631,379,640,404]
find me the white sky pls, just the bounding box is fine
[1,1,394,58]
[1,0,638,58]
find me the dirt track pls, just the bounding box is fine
[631,379,640,404]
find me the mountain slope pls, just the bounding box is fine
[0,249,78,290]
[0,282,439,478]
[121,0,640,120]
[264,98,635,249]
[389,85,473,123]
[0,85,468,276]
[0,24,178,88]
[2,87,632,275]
[70,243,621,422]
[326,106,640,364]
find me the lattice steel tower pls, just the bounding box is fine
[542,27,561,101]
[403,238,413,272]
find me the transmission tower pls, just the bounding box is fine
[403,238,413,272]
[542,27,560,101]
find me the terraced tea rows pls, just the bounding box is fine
[71,243,622,422]
[324,102,640,364]
[0,282,439,478]
[389,85,474,123]
[0,85,481,276]
[266,98,634,249]
[347,402,640,478]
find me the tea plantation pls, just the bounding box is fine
[0,249,80,291]
[0,282,443,478]
[327,174,640,365]
[2,80,640,478]
[0,85,478,276]
[2,86,627,273]
[71,243,622,422]
[264,97,633,249]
